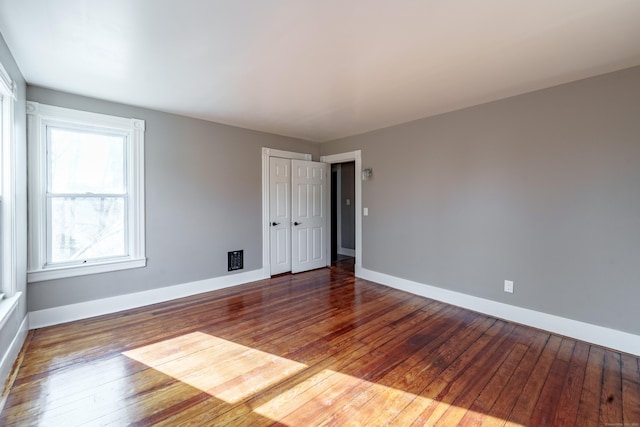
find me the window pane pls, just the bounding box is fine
[1,97,5,295]
[49,128,125,194]
[50,197,126,264]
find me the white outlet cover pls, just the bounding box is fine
[504,280,514,293]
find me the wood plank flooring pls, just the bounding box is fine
[2,258,639,426]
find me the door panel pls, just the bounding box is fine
[269,157,291,275]
[296,185,308,218]
[292,160,327,273]
[297,231,308,263]
[313,227,323,259]
[274,228,288,264]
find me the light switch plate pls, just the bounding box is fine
[504,280,514,293]
[363,207,369,216]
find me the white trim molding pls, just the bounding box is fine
[320,150,362,269]
[0,313,28,392]
[29,269,266,329]
[0,61,17,100]
[356,266,640,356]
[0,292,21,331]
[337,247,356,257]
[28,258,146,283]
[26,102,146,282]
[0,61,17,301]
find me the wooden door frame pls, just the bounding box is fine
[261,148,312,277]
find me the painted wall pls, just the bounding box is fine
[0,32,27,386]
[26,87,319,312]
[340,162,355,250]
[321,66,640,335]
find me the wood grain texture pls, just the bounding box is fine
[1,258,639,426]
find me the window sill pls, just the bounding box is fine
[27,258,146,283]
[0,292,22,331]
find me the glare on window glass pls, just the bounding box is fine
[47,127,127,264]
[48,128,125,194]
[50,197,126,263]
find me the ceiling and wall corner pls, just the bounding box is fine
[0,1,639,142]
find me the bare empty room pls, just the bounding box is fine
[1,1,639,426]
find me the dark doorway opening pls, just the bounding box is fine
[330,161,356,264]
[331,169,338,262]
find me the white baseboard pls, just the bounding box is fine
[29,269,268,329]
[0,314,29,390]
[355,266,640,356]
[337,247,355,257]
[26,265,640,355]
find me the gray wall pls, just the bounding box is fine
[0,32,27,384]
[27,87,319,311]
[321,66,640,335]
[340,162,355,250]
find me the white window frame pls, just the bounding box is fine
[27,102,146,282]
[0,60,17,301]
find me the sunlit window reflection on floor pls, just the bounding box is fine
[123,332,522,425]
[123,332,307,404]
[36,357,131,426]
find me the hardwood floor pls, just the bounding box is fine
[2,261,639,426]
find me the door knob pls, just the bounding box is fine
[294,222,302,226]
[271,222,280,226]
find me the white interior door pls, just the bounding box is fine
[269,157,291,275]
[291,159,327,273]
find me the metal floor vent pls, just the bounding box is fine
[228,250,244,271]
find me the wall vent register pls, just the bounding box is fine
[228,250,244,271]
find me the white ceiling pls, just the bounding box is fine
[1,1,640,142]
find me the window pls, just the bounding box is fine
[1,92,4,300]
[27,102,145,282]
[0,61,17,300]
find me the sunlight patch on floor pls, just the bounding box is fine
[123,332,523,425]
[253,368,429,423]
[123,332,306,404]
[34,357,132,426]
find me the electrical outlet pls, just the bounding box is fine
[504,280,514,294]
